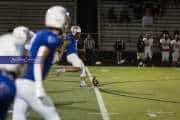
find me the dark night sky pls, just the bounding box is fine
[77,0,97,33]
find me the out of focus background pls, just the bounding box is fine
[2,0,180,66]
[3,1,180,120]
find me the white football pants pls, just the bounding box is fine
[67,53,86,77]
[172,51,179,62]
[12,78,60,120]
[144,48,152,59]
[161,51,170,62]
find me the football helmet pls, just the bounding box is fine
[45,5,70,29]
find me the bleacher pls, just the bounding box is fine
[98,0,180,51]
[0,0,75,33]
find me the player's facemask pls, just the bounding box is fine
[74,32,80,40]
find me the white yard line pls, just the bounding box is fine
[85,67,110,120]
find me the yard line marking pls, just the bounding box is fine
[85,67,110,120]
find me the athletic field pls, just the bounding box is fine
[8,66,180,120]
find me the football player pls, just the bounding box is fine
[0,26,32,120]
[57,25,87,87]
[171,31,180,65]
[12,6,69,120]
[137,34,145,67]
[160,31,171,64]
[143,32,153,65]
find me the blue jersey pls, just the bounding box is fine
[0,73,16,119]
[0,74,16,103]
[66,34,77,55]
[24,29,61,81]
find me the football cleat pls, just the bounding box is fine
[92,76,100,87]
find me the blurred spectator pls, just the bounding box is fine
[152,0,160,16]
[107,7,117,23]
[143,32,154,65]
[168,0,178,8]
[158,0,166,16]
[170,30,180,65]
[142,3,154,28]
[159,30,171,65]
[114,40,126,64]
[119,8,130,23]
[84,34,96,65]
[137,34,145,67]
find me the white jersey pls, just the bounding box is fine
[0,33,22,72]
[160,38,171,51]
[171,40,180,52]
[143,37,153,49]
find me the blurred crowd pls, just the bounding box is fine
[113,30,180,67]
[107,0,179,26]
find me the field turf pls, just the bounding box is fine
[8,66,180,120]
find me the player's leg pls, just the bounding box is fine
[139,53,145,67]
[12,97,29,120]
[15,79,60,120]
[172,52,176,64]
[144,49,148,64]
[177,51,179,63]
[29,94,60,120]
[69,54,87,87]
[165,52,170,62]
[79,58,87,80]
[74,55,87,87]
[148,49,152,65]
[57,53,82,75]
[117,51,120,64]
[161,52,165,63]
[172,51,178,65]
[12,79,30,120]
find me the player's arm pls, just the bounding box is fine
[34,46,49,98]
[57,39,70,62]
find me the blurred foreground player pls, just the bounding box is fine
[0,26,31,120]
[57,25,87,87]
[12,6,70,120]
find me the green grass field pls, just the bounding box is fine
[8,66,180,120]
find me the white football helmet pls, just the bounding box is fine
[45,5,69,29]
[0,34,22,72]
[12,26,32,44]
[71,25,81,36]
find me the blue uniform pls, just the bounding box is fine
[0,73,16,120]
[23,29,61,81]
[66,34,77,55]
